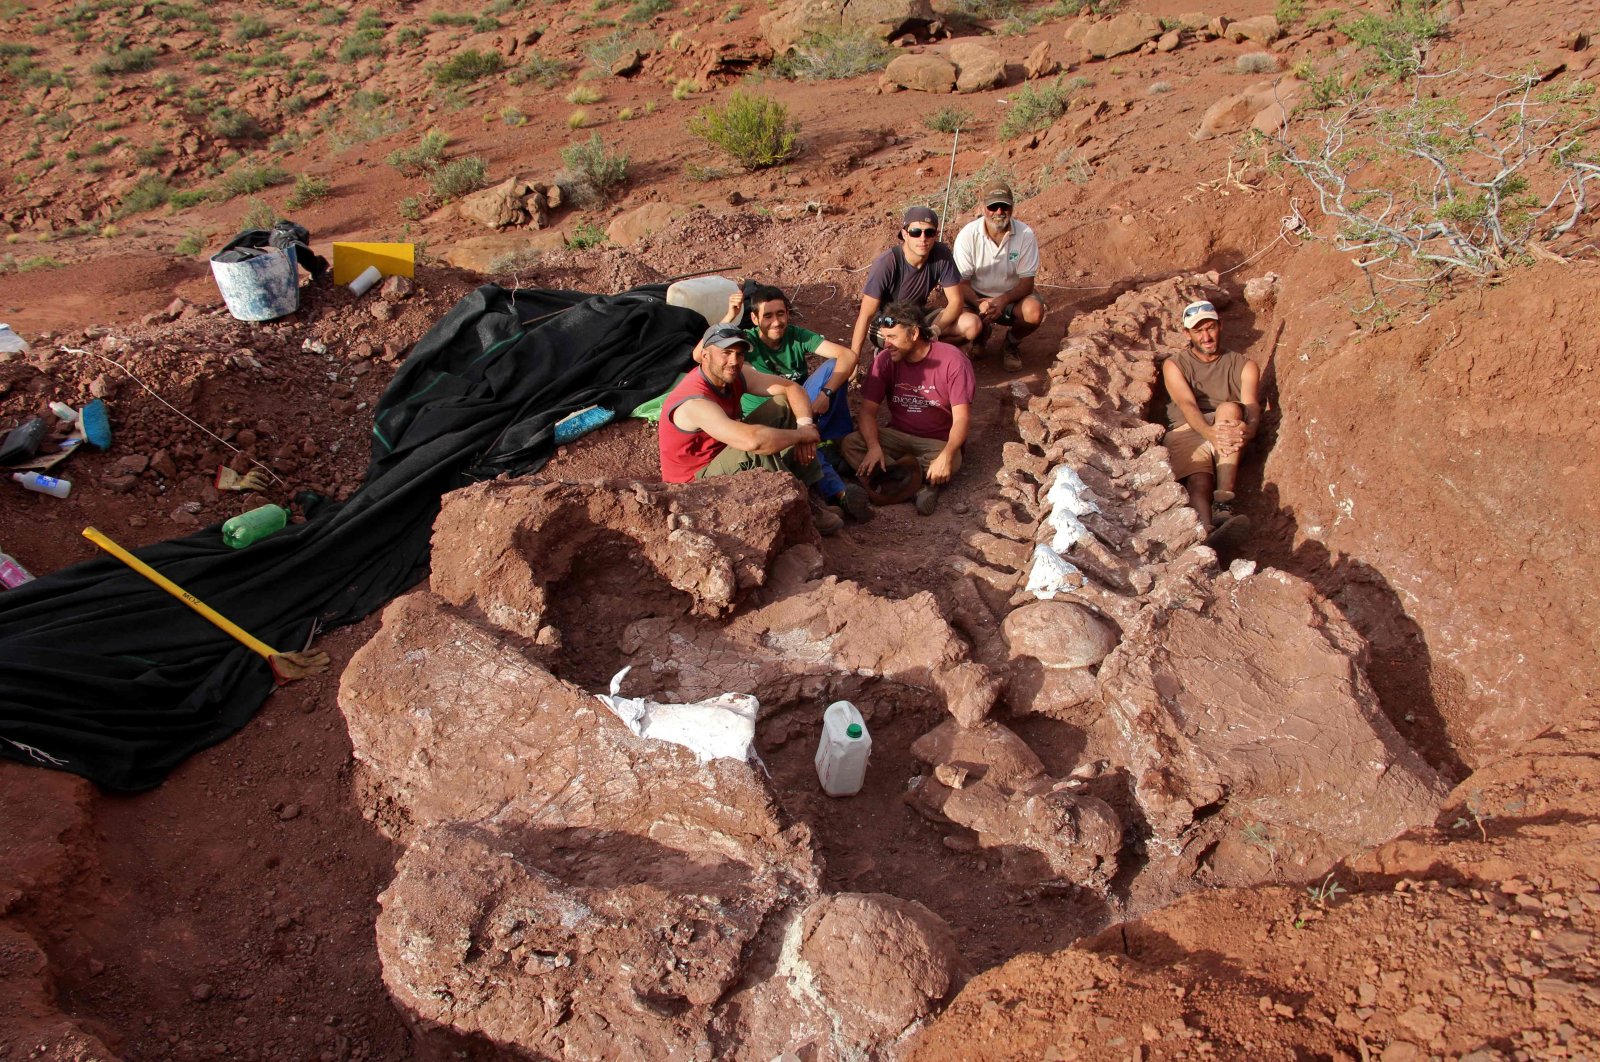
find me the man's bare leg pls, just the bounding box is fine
[1183,470,1215,529]
[1211,402,1244,504]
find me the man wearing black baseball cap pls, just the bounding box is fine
[952,181,1047,372]
[848,206,978,361]
[659,323,864,534]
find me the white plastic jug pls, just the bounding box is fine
[815,701,871,797]
[666,275,740,327]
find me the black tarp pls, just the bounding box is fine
[0,283,702,791]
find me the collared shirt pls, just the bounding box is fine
[952,217,1039,299]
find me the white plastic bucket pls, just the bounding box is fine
[210,246,300,322]
[666,275,740,326]
[815,701,871,797]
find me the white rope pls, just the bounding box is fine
[60,346,285,485]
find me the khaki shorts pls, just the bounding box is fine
[1164,418,1218,481]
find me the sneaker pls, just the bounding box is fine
[914,484,941,516]
[1002,346,1023,372]
[1206,514,1250,553]
[810,496,845,535]
[835,483,873,522]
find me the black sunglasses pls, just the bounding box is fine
[985,202,1011,212]
[872,313,911,329]
[904,226,938,238]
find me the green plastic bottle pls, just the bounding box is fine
[222,504,289,549]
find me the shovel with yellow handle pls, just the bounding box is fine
[81,527,330,684]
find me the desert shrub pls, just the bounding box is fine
[285,173,330,208]
[999,76,1072,139]
[1148,81,1173,94]
[623,0,671,22]
[394,25,425,46]
[240,196,277,230]
[338,25,386,62]
[429,156,487,200]
[925,106,973,133]
[1236,53,1276,74]
[688,90,796,169]
[214,161,289,199]
[683,161,727,182]
[427,11,475,25]
[567,108,589,129]
[566,84,601,104]
[386,129,449,174]
[584,30,653,71]
[173,229,207,255]
[672,77,698,100]
[207,105,264,139]
[559,132,629,199]
[0,255,65,273]
[1275,0,1305,25]
[116,174,172,217]
[398,196,421,220]
[169,188,211,209]
[769,29,890,81]
[566,219,608,249]
[432,49,506,85]
[234,14,271,41]
[90,44,157,75]
[509,54,569,87]
[1344,0,1444,79]
[501,105,527,126]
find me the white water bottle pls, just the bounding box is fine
[0,547,34,588]
[815,700,871,797]
[12,471,71,498]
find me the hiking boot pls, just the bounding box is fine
[914,484,941,516]
[1001,344,1023,372]
[1206,514,1250,554]
[969,323,992,359]
[835,482,873,523]
[810,496,845,535]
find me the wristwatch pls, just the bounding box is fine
[821,386,837,398]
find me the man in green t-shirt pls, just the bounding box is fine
[722,284,869,522]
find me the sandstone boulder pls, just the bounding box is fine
[1023,40,1058,79]
[457,176,556,230]
[761,0,935,52]
[1225,14,1281,44]
[1196,77,1304,139]
[1083,12,1162,59]
[950,41,1005,92]
[440,230,568,273]
[606,202,687,245]
[1099,568,1450,848]
[881,52,957,93]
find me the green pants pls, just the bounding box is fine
[695,395,824,487]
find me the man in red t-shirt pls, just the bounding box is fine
[659,323,857,534]
[841,301,975,516]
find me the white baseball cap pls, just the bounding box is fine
[1181,300,1220,329]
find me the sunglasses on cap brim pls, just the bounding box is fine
[872,313,912,329]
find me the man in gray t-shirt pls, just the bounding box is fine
[849,206,978,359]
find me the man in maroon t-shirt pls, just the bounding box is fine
[841,301,975,516]
[659,323,864,534]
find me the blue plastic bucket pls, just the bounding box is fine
[210,245,299,322]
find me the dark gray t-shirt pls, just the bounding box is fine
[863,244,962,306]
[1165,348,1248,428]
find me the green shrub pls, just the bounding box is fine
[240,196,277,230]
[169,188,212,209]
[234,14,271,41]
[90,44,157,75]
[394,25,425,46]
[208,106,264,139]
[998,76,1073,139]
[338,26,386,61]
[427,11,476,25]
[431,49,505,86]
[429,156,487,200]
[623,0,670,22]
[285,173,331,208]
[925,106,973,134]
[566,219,608,249]
[116,174,172,217]
[683,161,727,182]
[386,129,449,174]
[1344,0,1444,79]
[567,84,602,104]
[214,161,289,199]
[398,196,421,220]
[688,89,797,170]
[1275,0,1305,25]
[559,132,629,199]
[174,229,208,255]
[584,29,653,71]
[770,29,890,81]
[509,53,569,87]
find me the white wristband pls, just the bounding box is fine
[796,417,815,427]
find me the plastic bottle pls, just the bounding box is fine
[12,471,71,498]
[0,548,35,589]
[221,503,289,548]
[665,276,740,325]
[48,402,78,423]
[552,404,616,444]
[348,265,382,296]
[0,324,28,355]
[814,701,871,797]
